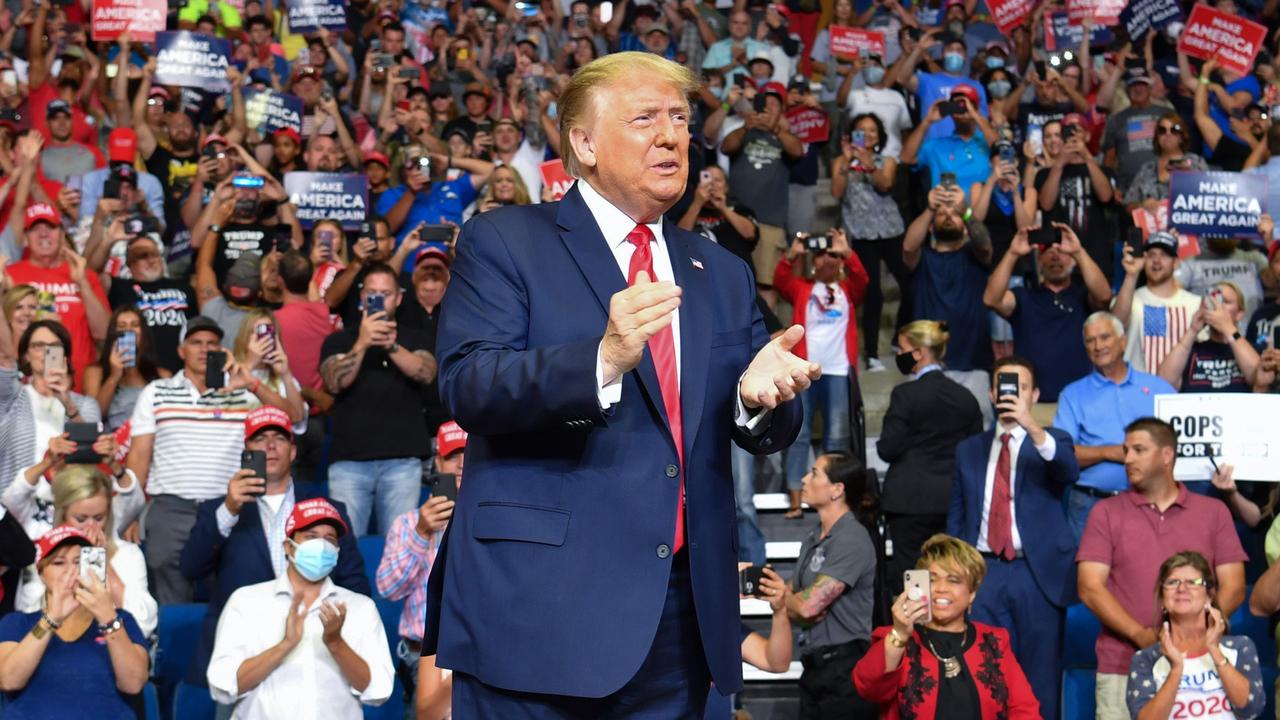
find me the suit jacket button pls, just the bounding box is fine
[664,464,678,478]
[656,544,671,559]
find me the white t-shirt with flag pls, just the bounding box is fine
[1123,287,1202,374]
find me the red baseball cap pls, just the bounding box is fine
[201,133,229,151]
[35,525,92,565]
[760,82,787,100]
[244,405,292,441]
[24,202,60,229]
[364,151,390,168]
[1062,112,1087,128]
[436,420,467,457]
[108,128,137,164]
[285,498,349,537]
[949,84,981,107]
[271,127,302,145]
[414,245,451,271]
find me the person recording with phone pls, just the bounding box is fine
[195,171,303,302]
[181,406,368,713]
[375,144,492,273]
[853,534,1041,719]
[947,358,1080,720]
[1122,113,1208,213]
[1126,552,1265,720]
[1157,281,1261,393]
[677,164,759,272]
[376,419,465,720]
[900,85,995,199]
[231,309,307,426]
[104,234,197,373]
[319,263,438,536]
[0,525,150,719]
[82,306,171,432]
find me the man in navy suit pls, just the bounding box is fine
[424,51,814,717]
[947,357,1080,720]
[179,406,369,703]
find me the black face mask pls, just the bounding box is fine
[935,225,964,243]
[895,350,917,375]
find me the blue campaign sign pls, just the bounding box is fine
[153,31,230,92]
[286,0,348,33]
[1169,171,1268,238]
[1119,0,1183,41]
[284,172,368,230]
[1043,11,1114,52]
[243,89,304,137]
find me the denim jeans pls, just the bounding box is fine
[328,458,424,536]
[397,639,421,720]
[731,444,767,566]
[784,374,852,490]
[1066,486,1101,543]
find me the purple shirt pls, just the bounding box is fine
[1076,484,1247,674]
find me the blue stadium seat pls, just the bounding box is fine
[1062,603,1101,668]
[1060,667,1096,720]
[154,603,207,720]
[172,682,216,720]
[143,682,160,720]
[358,535,386,591]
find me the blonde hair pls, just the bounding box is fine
[3,285,37,324]
[917,534,986,591]
[52,465,116,556]
[898,320,950,361]
[312,220,349,266]
[558,52,699,177]
[482,165,532,206]
[233,307,284,385]
[1213,280,1245,309]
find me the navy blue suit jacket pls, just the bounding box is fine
[946,427,1081,608]
[178,489,369,686]
[423,184,802,698]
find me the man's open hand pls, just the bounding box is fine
[599,271,682,384]
[741,325,821,409]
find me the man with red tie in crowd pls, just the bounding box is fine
[947,357,1080,719]
[425,51,814,717]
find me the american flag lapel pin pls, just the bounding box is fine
[690,258,704,270]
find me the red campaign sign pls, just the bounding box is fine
[988,0,1033,36]
[91,0,166,41]
[828,26,885,60]
[786,106,830,145]
[540,160,574,202]
[1065,0,1124,26]
[1131,202,1202,259]
[1176,4,1268,76]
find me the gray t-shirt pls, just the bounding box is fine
[728,128,791,228]
[792,512,877,652]
[202,296,249,342]
[40,143,99,185]
[1101,104,1169,192]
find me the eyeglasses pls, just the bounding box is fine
[128,249,161,262]
[1155,124,1182,136]
[30,341,64,352]
[1162,577,1209,590]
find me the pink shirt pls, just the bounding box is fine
[274,301,339,392]
[1076,484,1247,673]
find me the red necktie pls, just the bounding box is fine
[626,224,685,554]
[987,432,1015,561]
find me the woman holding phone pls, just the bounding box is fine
[1127,551,1265,720]
[309,219,351,303]
[0,524,149,719]
[231,308,307,426]
[853,534,1040,719]
[82,306,170,431]
[1123,113,1208,212]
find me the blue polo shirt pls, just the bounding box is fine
[917,133,991,199]
[1053,365,1176,492]
[376,175,477,274]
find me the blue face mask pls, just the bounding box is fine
[864,65,886,85]
[988,80,1012,99]
[985,56,1005,70]
[711,85,727,101]
[944,52,965,73]
[547,101,558,120]
[288,537,339,581]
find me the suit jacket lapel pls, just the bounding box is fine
[665,220,710,461]
[239,504,272,571]
[556,184,669,430]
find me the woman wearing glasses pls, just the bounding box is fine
[1127,551,1265,720]
[1123,113,1208,213]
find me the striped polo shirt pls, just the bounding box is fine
[130,372,260,501]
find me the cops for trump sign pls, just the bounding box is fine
[284,173,368,230]
[1169,171,1267,238]
[1156,394,1280,482]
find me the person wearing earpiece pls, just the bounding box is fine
[206,498,394,720]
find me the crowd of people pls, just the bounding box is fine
[0,0,1274,716]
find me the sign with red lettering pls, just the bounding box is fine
[1065,0,1124,26]
[828,26,885,60]
[91,0,166,41]
[1177,4,1268,76]
[540,160,574,202]
[987,0,1033,36]
[785,106,830,145]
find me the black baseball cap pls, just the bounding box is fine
[1143,231,1178,257]
[181,315,224,342]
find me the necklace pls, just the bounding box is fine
[925,624,968,679]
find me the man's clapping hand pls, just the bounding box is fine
[741,325,821,410]
[599,271,682,384]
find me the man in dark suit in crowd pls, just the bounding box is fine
[948,357,1080,720]
[424,51,813,716]
[178,406,368,705]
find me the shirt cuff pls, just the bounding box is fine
[596,340,622,410]
[734,373,772,436]
[1033,432,1057,462]
[215,503,240,539]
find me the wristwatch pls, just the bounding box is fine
[98,616,123,637]
[31,614,59,639]
[1232,330,1243,342]
[388,342,402,354]
[209,223,222,235]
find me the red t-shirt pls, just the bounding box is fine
[275,300,340,395]
[26,82,97,147]
[6,260,108,391]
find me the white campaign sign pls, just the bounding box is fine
[1155,393,1280,481]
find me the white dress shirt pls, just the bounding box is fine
[208,573,395,719]
[976,424,1057,554]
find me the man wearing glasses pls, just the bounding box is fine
[1075,417,1247,720]
[982,222,1112,402]
[105,234,196,372]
